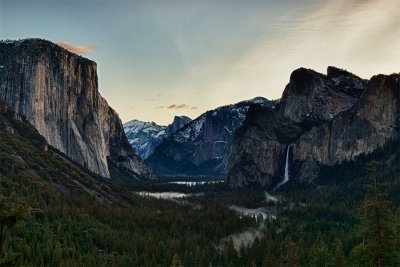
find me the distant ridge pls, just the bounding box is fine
[146,97,275,178]
[124,115,191,160]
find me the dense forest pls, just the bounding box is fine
[0,106,400,266]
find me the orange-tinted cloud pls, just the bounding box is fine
[167,104,177,109]
[176,104,190,109]
[167,104,197,110]
[57,41,97,54]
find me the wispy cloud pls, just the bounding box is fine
[208,0,400,106]
[155,90,164,97]
[57,41,97,54]
[167,104,197,110]
[167,104,177,109]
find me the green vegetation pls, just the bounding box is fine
[0,197,27,266]
[0,107,257,266]
[0,106,399,266]
[351,163,399,266]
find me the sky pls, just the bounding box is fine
[1,0,400,125]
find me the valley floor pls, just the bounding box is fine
[1,139,400,266]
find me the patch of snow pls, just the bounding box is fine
[250,97,267,104]
[123,119,168,159]
[154,130,166,138]
[174,115,205,142]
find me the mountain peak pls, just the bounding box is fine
[168,115,191,135]
[145,97,274,177]
[280,66,366,122]
[0,38,149,179]
[123,115,191,160]
[227,69,400,188]
[327,66,361,79]
[284,68,324,96]
[174,115,191,121]
[0,38,95,64]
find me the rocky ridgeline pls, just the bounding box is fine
[227,67,400,188]
[146,97,275,177]
[0,39,150,179]
[123,115,191,160]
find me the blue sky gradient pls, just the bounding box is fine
[1,0,399,124]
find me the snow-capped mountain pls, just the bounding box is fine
[145,97,275,178]
[124,116,191,160]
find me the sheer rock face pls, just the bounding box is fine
[0,39,150,179]
[165,116,191,137]
[146,98,274,177]
[227,67,400,188]
[279,67,366,122]
[226,107,291,187]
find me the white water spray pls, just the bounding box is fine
[275,144,293,189]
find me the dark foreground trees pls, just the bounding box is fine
[351,163,399,266]
[0,198,27,266]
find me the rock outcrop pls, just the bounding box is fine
[279,67,366,122]
[227,67,400,188]
[165,116,191,137]
[146,97,275,177]
[123,115,191,160]
[0,39,150,179]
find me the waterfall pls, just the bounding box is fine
[275,144,292,189]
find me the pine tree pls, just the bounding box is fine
[0,197,27,265]
[395,212,400,265]
[224,237,238,265]
[351,162,399,267]
[239,241,247,266]
[279,236,299,267]
[171,253,184,267]
[262,241,276,267]
[331,238,345,267]
[309,235,330,267]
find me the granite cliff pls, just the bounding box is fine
[0,39,150,179]
[146,97,274,178]
[227,67,400,188]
